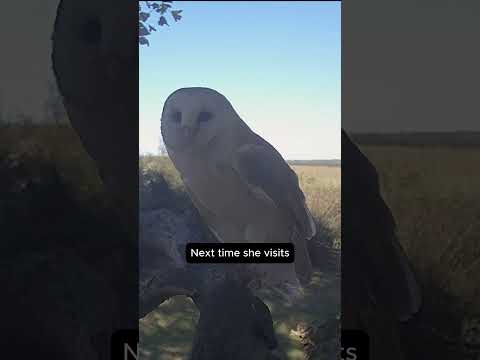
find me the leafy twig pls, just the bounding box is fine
[139,1,183,46]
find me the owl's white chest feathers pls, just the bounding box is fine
[171,148,275,225]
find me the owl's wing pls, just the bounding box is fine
[342,129,421,321]
[232,143,316,284]
[233,143,316,239]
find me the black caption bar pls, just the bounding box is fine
[111,330,138,360]
[341,330,369,360]
[185,243,295,263]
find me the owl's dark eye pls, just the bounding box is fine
[82,18,102,44]
[197,111,212,123]
[172,111,182,123]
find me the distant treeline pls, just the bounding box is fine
[142,154,342,167]
[287,159,341,167]
[350,132,480,148]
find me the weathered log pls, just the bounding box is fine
[139,265,197,319]
[138,208,284,359]
[139,254,285,360]
[190,278,284,360]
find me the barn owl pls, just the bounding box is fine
[161,87,316,299]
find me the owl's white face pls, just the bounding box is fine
[52,0,137,111]
[161,87,237,153]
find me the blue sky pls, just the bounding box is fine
[140,1,341,159]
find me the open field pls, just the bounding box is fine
[358,144,480,358]
[290,164,341,250]
[359,145,480,313]
[351,132,480,148]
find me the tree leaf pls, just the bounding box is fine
[139,36,150,46]
[171,10,182,22]
[139,23,150,36]
[148,25,157,32]
[158,16,169,26]
[139,12,150,22]
[159,3,171,14]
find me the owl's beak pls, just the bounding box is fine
[182,126,194,138]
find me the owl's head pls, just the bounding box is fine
[52,0,137,111]
[161,87,239,153]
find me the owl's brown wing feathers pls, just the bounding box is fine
[233,143,316,240]
[232,143,316,284]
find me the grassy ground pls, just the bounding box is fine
[140,271,339,360]
[139,157,341,360]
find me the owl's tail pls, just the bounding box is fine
[291,228,313,286]
[252,233,313,287]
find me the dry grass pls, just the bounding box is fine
[359,145,480,316]
[292,165,341,249]
[0,123,104,202]
[140,154,184,192]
